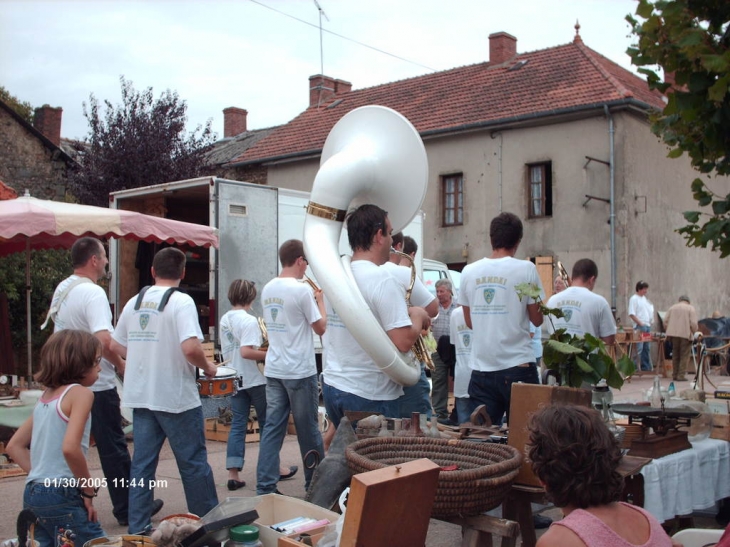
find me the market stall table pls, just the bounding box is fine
[640,437,730,523]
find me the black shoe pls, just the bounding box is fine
[227,479,246,491]
[151,498,164,517]
[437,417,458,427]
[279,465,298,481]
[533,513,552,529]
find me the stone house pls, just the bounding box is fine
[0,99,77,199]
[223,29,727,322]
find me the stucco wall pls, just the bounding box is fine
[0,107,68,199]
[619,114,730,320]
[254,111,729,322]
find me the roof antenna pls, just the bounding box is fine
[313,0,330,79]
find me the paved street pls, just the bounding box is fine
[0,373,717,545]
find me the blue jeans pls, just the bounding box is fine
[468,364,538,425]
[91,387,132,522]
[397,364,433,419]
[635,325,653,371]
[456,397,478,425]
[226,384,268,470]
[322,380,401,430]
[23,482,105,547]
[256,375,324,494]
[128,406,218,533]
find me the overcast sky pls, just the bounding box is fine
[1,0,646,141]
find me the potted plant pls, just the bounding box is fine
[516,283,635,389]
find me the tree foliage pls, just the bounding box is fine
[70,76,216,206]
[626,0,730,257]
[0,85,33,122]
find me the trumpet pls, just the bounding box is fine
[256,316,268,372]
[391,249,435,370]
[302,274,320,292]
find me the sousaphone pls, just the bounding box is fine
[304,105,428,386]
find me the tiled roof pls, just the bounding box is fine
[229,37,665,166]
[206,125,279,166]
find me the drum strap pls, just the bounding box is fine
[134,286,180,312]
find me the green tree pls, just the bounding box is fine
[626,0,730,257]
[0,85,33,122]
[70,76,216,207]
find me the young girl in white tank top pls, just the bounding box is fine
[7,329,106,547]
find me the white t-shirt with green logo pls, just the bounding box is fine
[261,277,321,380]
[219,309,266,389]
[458,256,543,372]
[546,286,616,340]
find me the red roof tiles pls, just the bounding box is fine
[229,39,665,166]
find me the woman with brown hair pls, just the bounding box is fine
[528,405,678,547]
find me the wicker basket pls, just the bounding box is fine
[345,436,522,518]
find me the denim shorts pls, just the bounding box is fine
[24,482,105,547]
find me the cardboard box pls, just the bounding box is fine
[252,493,339,547]
[204,418,260,443]
[706,397,730,415]
[711,413,730,441]
[508,383,592,486]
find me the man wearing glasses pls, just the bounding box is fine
[256,239,327,495]
[45,237,162,526]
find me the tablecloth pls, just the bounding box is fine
[641,438,730,522]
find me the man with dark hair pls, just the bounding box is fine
[382,236,437,418]
[322,204,431,428]
[629,280,654,371]
[256,239,326,495]
[545,258,616,344]
[664,295,698,382]
[458,212,543,426]
[402,235,418,258]
[111,247,218,533]
[45,237,161,527]
[389,231,404,264]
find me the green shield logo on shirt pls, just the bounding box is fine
[563,309,572,322]
[139,313,150,330]
[271,308,278,322]
[463,333,471,347]
[483,288,495,304]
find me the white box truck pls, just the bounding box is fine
[108,176,427,351]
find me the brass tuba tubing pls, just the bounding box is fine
[557,260,571,288]
[391,249,435,371]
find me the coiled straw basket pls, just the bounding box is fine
[345,437,522,518]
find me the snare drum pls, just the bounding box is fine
[197,366,237,398]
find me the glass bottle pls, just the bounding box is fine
[651,375,663,408]
[226,525,262,547]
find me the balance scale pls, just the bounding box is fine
[612,404,700,459]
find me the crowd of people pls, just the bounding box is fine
[6,205,707,545]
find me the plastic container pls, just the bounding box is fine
[225,525,262,547]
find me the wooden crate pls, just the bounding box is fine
[204,418,260,443]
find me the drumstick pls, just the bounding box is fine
[217,359,231,367]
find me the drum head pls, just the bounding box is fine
[215,366,236,377]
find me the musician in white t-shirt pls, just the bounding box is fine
[111,247,218,534]
[321,204,431,429]
[382,246,438,418]
[256,240,327,495]
[545,259,616,345]
[458,212,543,426]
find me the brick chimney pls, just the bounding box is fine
[335,79,352,94]
[223,107,248,137]
[33,105,63,147]
[309,75,337,107]
[489,32,517,65]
